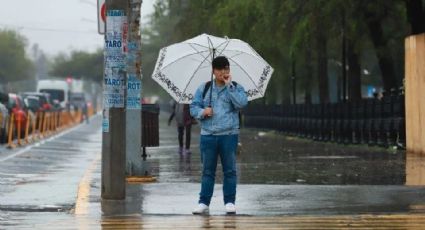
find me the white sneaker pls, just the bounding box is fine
[192,203,209,215]
[225,203,236,214]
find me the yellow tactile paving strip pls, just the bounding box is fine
[98,214,425,229]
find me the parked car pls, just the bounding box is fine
[23,95,42,113]
[0,92,9,143]
[21,92,53,112]
[22,95,40,131]
[8,93,28,133]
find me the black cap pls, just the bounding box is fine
[212,56,229,69]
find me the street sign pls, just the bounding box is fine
[97,0,106,34]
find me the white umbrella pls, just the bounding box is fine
[152,33,274,104]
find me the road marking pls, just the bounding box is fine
[74,153,100,215]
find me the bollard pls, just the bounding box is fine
[66,111,71,126]
[16,113,22,146]
[53,112,57,132]
[69,111,74,125]
[54,112,58,131]
[59,112,63,129]
[65,111,69,127]
[38,112,45,139]
[54,112,57,131]
[42,112,48,137]
[46,112,51,135]
[43,112,48,136]
[70,111,74,126]
[60,111,65,128]
[24,111,30,144]
[50,112,54,133]
[88,106,93,117]
[48,112,53,134]
[56,112,60,130]
[55,112,59,130]
[56,112,61,130]
[7,114,16,149]
[78,111,83,124]
[59,112,63,128]
[71,111,75,124]
[32,112,38,142]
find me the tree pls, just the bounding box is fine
[50,49,103,83]
[405,0,425,35]
[143,0,412,104]
[0,30,34,84]
[360,0,407,92]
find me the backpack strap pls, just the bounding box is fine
[202,81,212,100]
[202,81,238,99]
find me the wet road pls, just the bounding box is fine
[1,112,425,229]
[0,117,101,224]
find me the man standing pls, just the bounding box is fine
[190,56,248,215]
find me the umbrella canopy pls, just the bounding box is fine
[152,33,274,104]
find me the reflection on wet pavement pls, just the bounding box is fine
[2,113,425,229]
[150,113,407,185]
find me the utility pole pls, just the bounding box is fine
[125,0,143,176]
[101,0,129,200]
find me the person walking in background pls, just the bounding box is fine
[81,102,89,124]
[168,102,193,154]
[190,56,248,215]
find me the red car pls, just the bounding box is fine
[8,93,28,133]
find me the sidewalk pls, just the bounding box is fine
[2,112,425,229]
[80,113,425,222]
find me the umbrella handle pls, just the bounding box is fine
[209,48,216,107]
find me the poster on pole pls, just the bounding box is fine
[103,10,127,108]
[127,74,141,110]
[102,109,109,132]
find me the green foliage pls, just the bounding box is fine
[50,49,103,83]
[0,29,34,84]
[143,0,413,103]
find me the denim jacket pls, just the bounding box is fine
[190,81,248,135]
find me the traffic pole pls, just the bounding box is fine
[101,0,128,200]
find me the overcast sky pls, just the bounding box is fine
[0,0,155,56]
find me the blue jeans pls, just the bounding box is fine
[198,134,238,205]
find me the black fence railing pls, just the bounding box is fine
[242,93,406,148]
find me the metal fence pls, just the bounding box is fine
[242,93,406,148]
